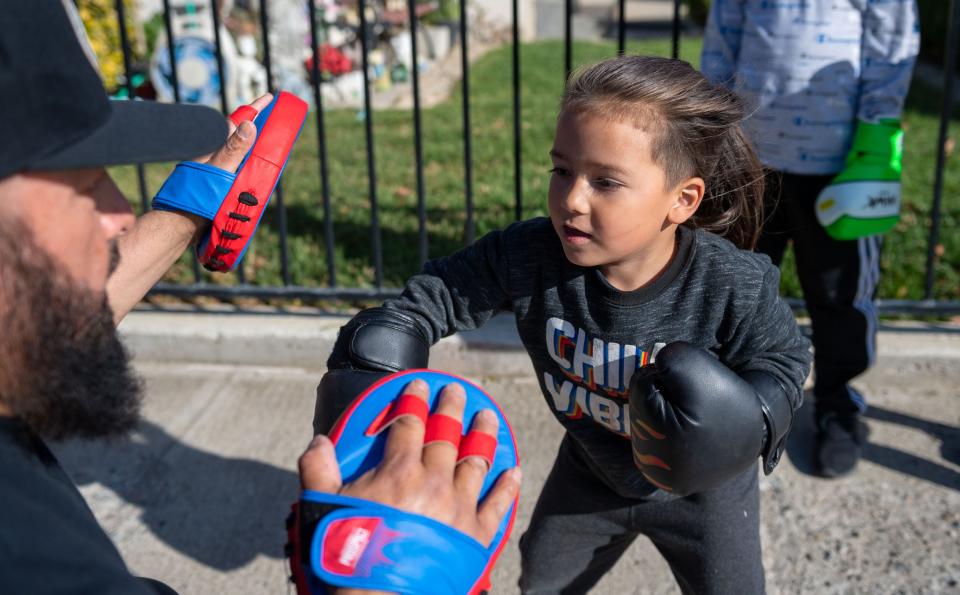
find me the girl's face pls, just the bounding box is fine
[548,109,703,291]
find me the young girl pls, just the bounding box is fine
[314,55,812,593]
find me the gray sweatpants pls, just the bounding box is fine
[519,436,765,594]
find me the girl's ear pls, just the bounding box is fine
[667,176,705,225]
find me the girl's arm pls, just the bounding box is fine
[724,264,813,463]
[313,225,518,434]
[727,265,811,410]
[380,226,516,343]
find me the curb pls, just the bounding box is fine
[118,309,960,377]
[118,308,532,377]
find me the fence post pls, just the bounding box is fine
[618,0,626,55]
[513,0,523,221]
[565,0,572,80]
[307,0,338,288]
[358,0,384,287]
[460,0,476,245]
[114,0,150,215]
[925,0,959,300]
[672,0,680,59]
[257,0,292,286]
[207,0,249,284]
[408,0,429,266]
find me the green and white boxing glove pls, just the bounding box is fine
[815,119,904,240]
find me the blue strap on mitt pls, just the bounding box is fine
[151,91,307,271]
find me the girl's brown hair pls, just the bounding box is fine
[561,55,764,249]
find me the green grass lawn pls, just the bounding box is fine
[110,37,960,303]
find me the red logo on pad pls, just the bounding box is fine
[321,517,381,575]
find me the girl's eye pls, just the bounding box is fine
[548,166,570,177]
[595,178,622,190]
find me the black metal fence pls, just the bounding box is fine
[108,0,960,314]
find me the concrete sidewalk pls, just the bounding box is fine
[52,311,960,594]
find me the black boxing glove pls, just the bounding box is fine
[313,308,430,434]
[628,341,794,496]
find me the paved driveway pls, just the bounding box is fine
[53,318,960,594]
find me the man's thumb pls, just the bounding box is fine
[298,434,343,493]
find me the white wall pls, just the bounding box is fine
[471,0,537,41]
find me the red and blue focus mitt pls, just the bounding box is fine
[152,91,307,271]
[287,370,520,595]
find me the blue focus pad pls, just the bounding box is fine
[302,491,491,595]
[329,370,519,499]
[289,369,519,595]
[152,161,236,220]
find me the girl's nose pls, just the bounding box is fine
[561,178,590,215]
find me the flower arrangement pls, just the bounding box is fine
[305,43,353,79]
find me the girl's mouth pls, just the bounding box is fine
[563,225,592,244]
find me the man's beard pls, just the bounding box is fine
[0,218,142,441]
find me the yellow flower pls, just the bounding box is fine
[77,0,139,92]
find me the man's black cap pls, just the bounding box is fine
[0,0,229,180]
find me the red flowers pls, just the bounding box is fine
[305,44,352,78]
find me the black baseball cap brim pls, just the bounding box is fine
[28,100,228,173]
[2,0,229,179]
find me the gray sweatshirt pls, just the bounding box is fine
[383,218,812,499]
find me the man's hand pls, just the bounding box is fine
[298,378,521,595]
[194,94,274,171]
[300,379,522,548]
[106,94,273,324]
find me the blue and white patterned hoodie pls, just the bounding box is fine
[701,0,920,175]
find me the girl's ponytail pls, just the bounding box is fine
[691,124,765,250]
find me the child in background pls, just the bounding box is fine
[702,0,919,478]
[313,55,812,594]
